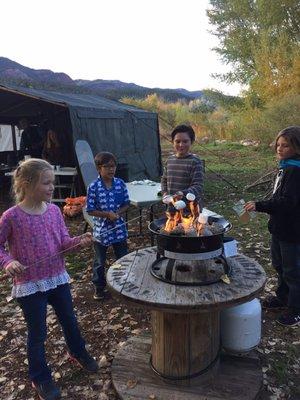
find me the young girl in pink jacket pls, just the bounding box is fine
[0,158,98,400]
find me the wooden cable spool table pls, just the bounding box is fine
[107,247,266,400]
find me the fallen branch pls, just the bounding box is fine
[245,170,276,190]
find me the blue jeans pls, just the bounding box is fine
[271,235,300,312]
[17,284,86,384]
[92,240,128,289]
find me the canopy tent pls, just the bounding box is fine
[0,84,162,181]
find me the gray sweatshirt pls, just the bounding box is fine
[161,153,204,205]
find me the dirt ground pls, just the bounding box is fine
[0,204,299,400]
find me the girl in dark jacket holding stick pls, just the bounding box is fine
[245,126,300,327]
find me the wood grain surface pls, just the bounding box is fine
[112,335,263,400]
[107,247,266,313]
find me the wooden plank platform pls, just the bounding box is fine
[112,335,263,400]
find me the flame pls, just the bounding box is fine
[190,201,200,223]
[163,198,204,236]
[181,214,194,233]
[164,210,181,232]
[197,223,205,236]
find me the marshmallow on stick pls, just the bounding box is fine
[173,200,186,210]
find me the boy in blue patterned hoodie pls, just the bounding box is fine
[86,152,130,300]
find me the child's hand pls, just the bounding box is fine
[244,201,256,212]
[174,191,184,200]
[80,232,93,247]
[106,211,119,221]
[5,261,27,277]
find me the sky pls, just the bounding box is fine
[0,0,242,96]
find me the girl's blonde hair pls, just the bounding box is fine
[12,158,53,203]
[275,126,300,157]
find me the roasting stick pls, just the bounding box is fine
[0,214,143,282]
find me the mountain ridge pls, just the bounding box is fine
[0,57,203,102]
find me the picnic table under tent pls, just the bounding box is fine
[0,84,162,194]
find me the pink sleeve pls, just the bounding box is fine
[56,208,81,252]
[0,211,15,269]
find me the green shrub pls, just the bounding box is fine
[228,94,300,143]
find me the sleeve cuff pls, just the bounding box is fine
[3,257,14,270]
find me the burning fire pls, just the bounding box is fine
[162,193,208,236]
[165,209,181,232]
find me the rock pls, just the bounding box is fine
[215,139,227,144]
[99,355,109,368]
[240,139,260,147]
[98,393,109,400]
[198,136,210,144]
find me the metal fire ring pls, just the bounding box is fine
[163,248,223,260]
[150,256,232,286]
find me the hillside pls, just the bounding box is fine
[0,57,203,102]
[0,57,73,85]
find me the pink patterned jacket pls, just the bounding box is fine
[0,204,80,298]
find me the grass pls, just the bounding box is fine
[271,344,300,384]
[271,357,289,383]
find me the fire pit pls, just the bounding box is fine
[149,215,232,285]
[149,215,231,257]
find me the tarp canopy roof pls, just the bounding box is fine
[0,84,155,122]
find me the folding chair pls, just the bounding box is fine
[75,140,98,231]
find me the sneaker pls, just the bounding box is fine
[93,287,105,300]
[276,312,300,327]
[262,295,287,310]
[32,380,61,400]
[69,351,99,373]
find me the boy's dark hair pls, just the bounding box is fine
[171,124,195,143]
[94,152,117,166]
[275,126,300,157]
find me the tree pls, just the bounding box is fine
[202,89,244,109]
[207,0,300,86]
[251,32,300,100]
